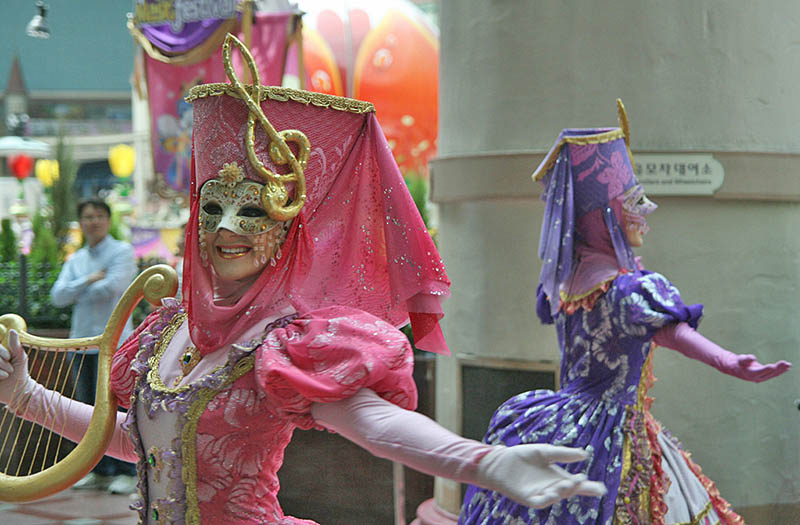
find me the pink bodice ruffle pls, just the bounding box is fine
[110,303,417,524]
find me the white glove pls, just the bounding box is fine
[0,329,137,462]
[312,389,606,510]
[0,329,39,413]
[475,444,606,508]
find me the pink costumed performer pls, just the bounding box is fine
[0,34,604,524]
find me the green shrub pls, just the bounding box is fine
[0,219,17,263]
[0,260,21,315]
[404,174,430,227]
[0,260,71,329]
[51,131,78,250]
[25,261,72,329]
[28,212,60,266]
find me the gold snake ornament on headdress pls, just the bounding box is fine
[222,33,309,222]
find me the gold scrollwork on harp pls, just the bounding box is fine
[0,264,178,502]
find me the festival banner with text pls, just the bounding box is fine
[134,1,292,195]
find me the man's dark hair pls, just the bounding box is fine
[77,199,111,219]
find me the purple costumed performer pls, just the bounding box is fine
[458,100,791,525]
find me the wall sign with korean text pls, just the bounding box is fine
[634,154,724,195]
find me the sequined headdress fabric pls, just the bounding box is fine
[184,34,450,355]
[533,100,649,322]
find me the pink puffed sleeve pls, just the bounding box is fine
[255,306,418,430]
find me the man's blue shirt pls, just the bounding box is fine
[50,235,136,346]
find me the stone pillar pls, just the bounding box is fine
[131,56,152,220]
[421,0,800,521]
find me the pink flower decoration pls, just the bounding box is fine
[569,143,598,166]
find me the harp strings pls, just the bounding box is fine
[0,342,92,476]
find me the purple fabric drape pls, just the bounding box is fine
[140,18,233,53]
[534,128,638,322]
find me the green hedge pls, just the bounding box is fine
[0,257,173,332]
[0,260,72,329]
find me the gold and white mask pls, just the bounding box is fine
[622,183,657,235]
[199,162,281,236]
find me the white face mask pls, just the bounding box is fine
[198,162,280,236]
[622,184,657,234]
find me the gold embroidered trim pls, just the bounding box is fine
[532,128,626,181]
[173,346,201,387]
[675,501,716,525]
[637,344,656,411]
[678,448,744,525]
[186,83,375,114]
[559,276,617,304]
[146,446,164,483]
[615,410,651,525]
[619,421,633,497]
[147,314,226,394]
[636,347,656,516]
[614,346,658,525]
[182,355,256,524]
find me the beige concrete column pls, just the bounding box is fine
[426,0,800,520]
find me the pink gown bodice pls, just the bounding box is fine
[111,300,417,524]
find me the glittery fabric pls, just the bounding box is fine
[535,128,639,321]
[457,271,740,525]
[185,85,450,356]
[111,302,417,524]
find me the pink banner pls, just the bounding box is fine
[145,12,292,196]
[234,13,291,86]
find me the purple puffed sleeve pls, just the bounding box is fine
[611,271,704,340]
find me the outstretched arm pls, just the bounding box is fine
[311,388,606,509]
[0,330,137,462]
[653,322,791,382]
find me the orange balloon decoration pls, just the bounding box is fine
[293,1,438,177]
[9,154,34,180]
[302,28,344,95]
[353,8,438,177]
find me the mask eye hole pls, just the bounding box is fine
[238,206,267,218]
[637,197,645,205]
[203,202,223,215]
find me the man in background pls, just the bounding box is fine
[50,198,137,494]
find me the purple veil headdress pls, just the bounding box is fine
[533,99,640,323]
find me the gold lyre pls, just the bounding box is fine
[0,264,177,501]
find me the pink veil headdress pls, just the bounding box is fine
[533,100,644,323]
[183,35,450,355]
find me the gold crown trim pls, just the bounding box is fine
[617,99,631,145]
[617,98,637,168]
[186,83,375,115]
[532,128,626,181]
